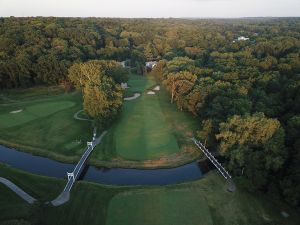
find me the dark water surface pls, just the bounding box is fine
[0,145,211,186]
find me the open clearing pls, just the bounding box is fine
[0,164,299,225]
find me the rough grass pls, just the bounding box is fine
[1,165,299,225]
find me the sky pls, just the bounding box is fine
[0,0,300,18]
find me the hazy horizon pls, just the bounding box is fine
[1,0,300,18]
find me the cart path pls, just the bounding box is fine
[74,110,93,121]
[51,131,107,206]
[0,177,36,204]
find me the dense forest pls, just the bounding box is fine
[0,17,299,207]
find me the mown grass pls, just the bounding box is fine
[106,190,213,225]
[0,89,93,163]
[0,101,75,129]
[0,163,64,223]
[0,75,199,167]
[93,74,200,166]
[1,165,299,225]
[123,74,156,97]
[115,93,180,160]
[106,172,300,225]
[0,164,122,225]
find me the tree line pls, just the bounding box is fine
[0,17,299,207]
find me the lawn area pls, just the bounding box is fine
[116,91,180,160]
[105,172,300,225]
[0,75,199,168]
[0,88,93,163]
[1,164,299,225]
[93,74,200,167]
[106,190,213,225]
[0,101,75,129]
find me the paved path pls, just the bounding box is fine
[51,131,107,206]
[124,93,141,101]
[0,177,36,204]
[73,110,93,121]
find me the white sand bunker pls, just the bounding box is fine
[124,93,141,101]
[147,91,156,95]
[153,85,160,91]
[10,109,23,114]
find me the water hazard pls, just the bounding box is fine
[0,145,212,186]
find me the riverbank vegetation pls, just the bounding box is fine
[1,164,299,225]
[0,17,299,207]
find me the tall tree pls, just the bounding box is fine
[163,71,197,106]
[216,113,287,189]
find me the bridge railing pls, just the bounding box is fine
[192,138,231,180]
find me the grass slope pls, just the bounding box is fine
[106,190,213,225]
[0,165,299,225]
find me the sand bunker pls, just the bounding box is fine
[147,91,155,95]
[10,109,23,114]
[153,85,160,91]
[124,93,141,101]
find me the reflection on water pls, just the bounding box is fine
[0,145,212,186]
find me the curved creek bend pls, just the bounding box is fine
[0,145,213,186]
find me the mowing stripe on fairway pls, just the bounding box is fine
[0,101,75,129]
[114,76,180,161]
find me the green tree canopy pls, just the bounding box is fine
[216,113,286,189]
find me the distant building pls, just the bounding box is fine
[121,83,128,89]
[237,36,250,41]
[120,61,126,68]
[145,61,157,71]
[232,36,250,43]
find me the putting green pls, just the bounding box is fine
[0,101,75,129]
[113,75,180,160]
[106,190,213,225]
